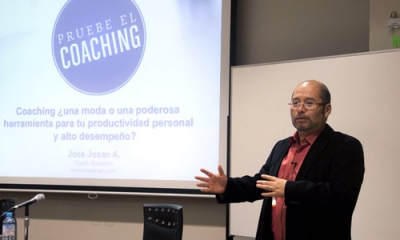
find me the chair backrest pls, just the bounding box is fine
[143,203,183,240]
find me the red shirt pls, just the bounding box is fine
[271,128,323,240]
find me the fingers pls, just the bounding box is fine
[256,175,274,191]
[199,165,226,178]
[199,188,211,193]
[256,181,273,191]
[218,164,226,177]
[261,174,275,181]
[195,168,214,190]
[194,176,209,182]
[261,191,275,197]
[200,168,214,178]
[196,182,209,188]
[195,177,215,193]
[195,166,227,194]
[256,175,277,192]
[257,176,287,198]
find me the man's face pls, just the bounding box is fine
[290,82,331,136]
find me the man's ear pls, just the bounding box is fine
[324,103,332,118]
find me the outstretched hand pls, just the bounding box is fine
[195,164,227,194]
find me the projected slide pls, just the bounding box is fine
[0,0,229,191]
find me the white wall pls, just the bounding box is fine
[230,50,400,239]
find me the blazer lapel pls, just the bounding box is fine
[296,125,332,179]
[270,139,291,176]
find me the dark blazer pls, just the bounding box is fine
[218,125,365,240]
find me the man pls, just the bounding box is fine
[195,80,365,240]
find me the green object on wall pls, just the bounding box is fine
[393,35,400,48]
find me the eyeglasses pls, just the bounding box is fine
[288,101,327,110]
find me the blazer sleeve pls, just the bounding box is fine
[217,140,289,203]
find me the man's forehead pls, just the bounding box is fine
[292,84,321,99]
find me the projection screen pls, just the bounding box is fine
[0,0,231,196]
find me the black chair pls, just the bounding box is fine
[143,203,183,240]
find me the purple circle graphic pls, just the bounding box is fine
[52,0,146,95]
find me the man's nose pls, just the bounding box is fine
[296,103,306,111]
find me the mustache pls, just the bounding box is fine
[294,115,309,120]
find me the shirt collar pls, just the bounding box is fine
[289,125,326,146]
